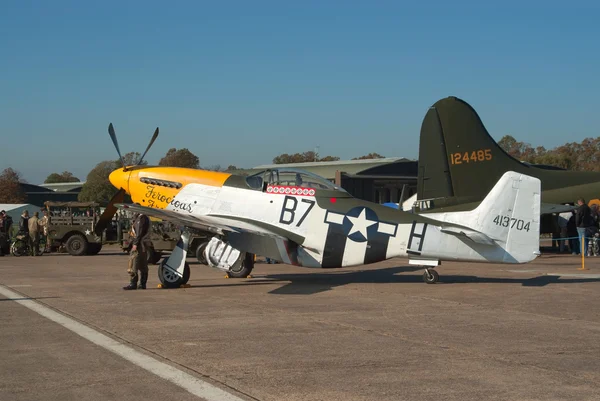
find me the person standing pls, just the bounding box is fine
[28,211,40,256]
[19,210,30,251]
[0,211,13,256]
[38,210,51,252]
[557,206,572,253]
[575,198,595,256]
[123,211,151,290]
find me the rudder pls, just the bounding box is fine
[418,96,530,203]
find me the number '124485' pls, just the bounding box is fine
[450,149,492,164]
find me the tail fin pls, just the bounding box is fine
[427,171,541,263]
[417,96,529,203]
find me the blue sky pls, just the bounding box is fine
[1,1,599,184]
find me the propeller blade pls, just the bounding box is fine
[108,123,127,170]
[137,127,159,166]
[94,188,126,236]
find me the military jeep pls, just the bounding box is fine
[44,201,106,256]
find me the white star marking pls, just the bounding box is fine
[347,209,377,239]
[85,229,91,235]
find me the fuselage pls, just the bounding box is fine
[109,166,537,268]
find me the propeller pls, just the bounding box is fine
[108,123,127,170]
[109,123,159,171]
[94,188,126,235]
[94,123,160,236]
[137,127,159,167]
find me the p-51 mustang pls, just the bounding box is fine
[97,124,542,287]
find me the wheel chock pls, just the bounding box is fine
[224,273,230,279]
[157,284,163,289]
[179,284,191,288]
[247,275,253,279]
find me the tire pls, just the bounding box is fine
[10,240,27,257]
[158,259,191,288]
[87,243,102,255]
[147,247,162,264]
[195,241,208,264]
[227,252,255,278]
[423,269,439,284]
[65,234,88,256]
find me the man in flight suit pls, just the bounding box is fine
[123,210,151,290]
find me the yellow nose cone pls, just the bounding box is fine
[109,168,131,193]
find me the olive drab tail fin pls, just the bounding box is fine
[417,96,530,204]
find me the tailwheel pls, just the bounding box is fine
[423,268,439,284]
[157,259,191,288]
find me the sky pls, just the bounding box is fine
[1,1,599,184]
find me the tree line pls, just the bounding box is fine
[497,135,600,171]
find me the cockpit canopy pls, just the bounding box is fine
[245,168,347,193]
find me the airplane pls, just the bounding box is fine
[96,123,542,288]
[415,96,600,232]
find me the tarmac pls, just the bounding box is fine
[1,246,600,401]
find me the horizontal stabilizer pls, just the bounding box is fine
[440,226,496,245]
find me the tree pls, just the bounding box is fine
[158,148,200,169]
[352,153,385,160]
[78,161,120,204]
[121,151,148,167]
[272,151,339,164]
[0,168,26,203]
[497,135,600,171]
[225,165,239,171]
[44,171,80,184]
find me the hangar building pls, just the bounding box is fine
[19,182,84,207]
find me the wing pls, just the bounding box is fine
[115,203,305,244]
[541,203,576,214]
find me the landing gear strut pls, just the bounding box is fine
[157,230,191,288]
[423,268,439,284]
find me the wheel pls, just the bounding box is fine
[195,241,208,264]
[423,269,439,284]
[147,247,162,264]
[10,240,27,257]
[157,259,191,288]
[226,252,255,278]
[65,234,88,256]
[87,243,102,255]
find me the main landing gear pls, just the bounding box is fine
[157,232,255,288]
[423,268,439,284]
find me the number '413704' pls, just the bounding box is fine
[492,215,531,231]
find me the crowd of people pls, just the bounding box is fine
[0,209,50,256]
[557,198,600,256]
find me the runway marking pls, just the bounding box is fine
[0,284,246,401]
[6,284,32,287]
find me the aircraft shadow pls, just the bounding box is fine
[182,265,600,295]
